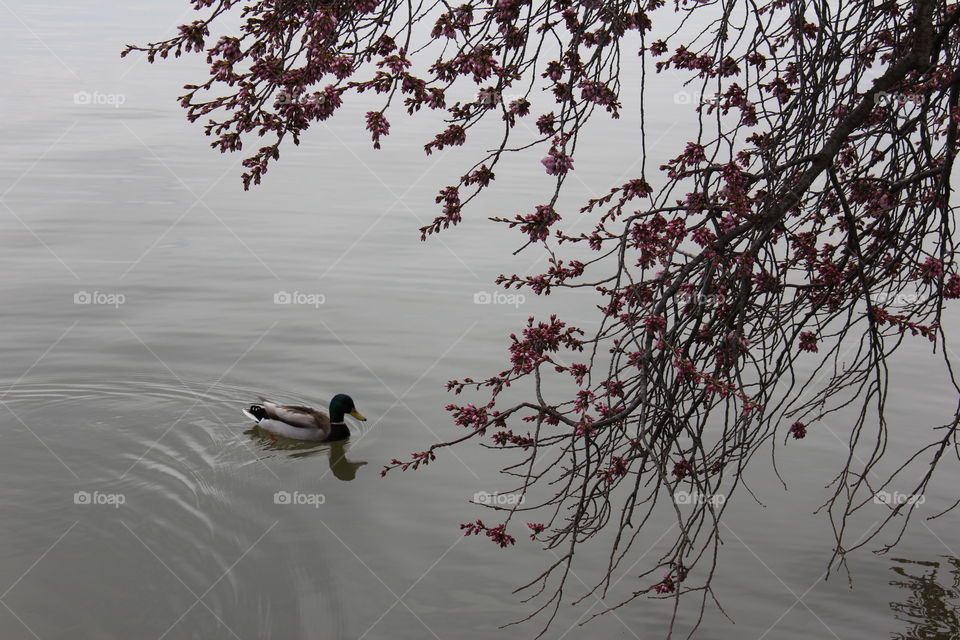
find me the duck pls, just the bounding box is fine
[242,393,366,442]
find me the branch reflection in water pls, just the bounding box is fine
[889,556,960,640]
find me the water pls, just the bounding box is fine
[1,2,958,639]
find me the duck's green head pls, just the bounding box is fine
[330,394,366,423]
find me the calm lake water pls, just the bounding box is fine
[1,2,959,639]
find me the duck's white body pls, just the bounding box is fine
[242,409,338,441]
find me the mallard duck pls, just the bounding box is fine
[242,393,366,442]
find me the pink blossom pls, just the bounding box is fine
[654,573,675,594]
[798,331,818,352]
[918,257,944,283]
[644,315,667,335]
[541,148,574,175]
[672,457,693,480]
[789,421,807,439]
[945,274,960,298]
[364,110,390,149]
[519,205,561,242]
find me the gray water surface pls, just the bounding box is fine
[1,2,959,639]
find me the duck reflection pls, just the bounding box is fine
[244,427,367,480]
[889,556,960,639]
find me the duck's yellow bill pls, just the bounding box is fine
[350,409,367,421]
